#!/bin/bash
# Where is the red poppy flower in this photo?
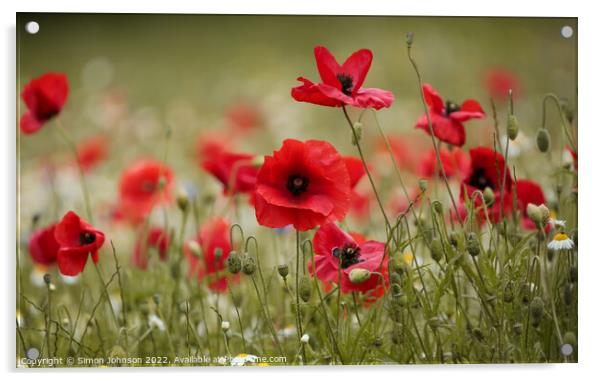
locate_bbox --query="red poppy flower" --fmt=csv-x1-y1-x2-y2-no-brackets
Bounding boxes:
415,84,485,146
291,46,394,110
195,131,231,160
460,147,514,223
483,67,521,101
20,73,69,134
254,139,351,231
225,102,262,133
54,211,105,276
185,218,235,292
132,227,170,270
309,222,388,294
202,149,258,195
417,147,471,179
515,179,549,231
115,159,174,223
28,223,60,266
76,135,109,172
343,156,371,218
566,145,578,171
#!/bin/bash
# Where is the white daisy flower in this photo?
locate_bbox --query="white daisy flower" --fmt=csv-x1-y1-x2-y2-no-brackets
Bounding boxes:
548,232,574,251
148,313,166,332
230,353,258,366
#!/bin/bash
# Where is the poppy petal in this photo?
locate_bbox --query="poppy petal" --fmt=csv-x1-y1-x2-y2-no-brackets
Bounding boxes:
19,111,45,134
57,250,89,276
450,99,486,121
291,77,343,107
422,84,445,112
314,46,341,88
341,49,373,92
352,88,395,110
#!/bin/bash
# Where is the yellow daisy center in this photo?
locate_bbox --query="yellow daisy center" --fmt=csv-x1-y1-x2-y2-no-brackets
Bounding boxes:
553,233,569,241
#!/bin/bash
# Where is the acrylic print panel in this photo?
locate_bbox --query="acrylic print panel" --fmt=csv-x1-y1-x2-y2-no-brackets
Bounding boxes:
16,13,577,367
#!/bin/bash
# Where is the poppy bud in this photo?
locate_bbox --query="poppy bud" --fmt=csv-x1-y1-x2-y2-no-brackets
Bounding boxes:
351,122,362,145
449,231,462,248
429,238,444,262
530,296,545,326
563,331,577,348
483,187,495,207
43,273,51,285
390,255,406,273
418,179,428,193
176,190,189,212
526,203,543,227
406,32,414,46
506,115,519,140
389,271,402,286
349,268,371,284
242,255,256,275
226,251,242,274
277,264,289,279
187,241,202,258
539,204,550,225
536,128,551,153
431,200,443,215
299,275,312,302
466,233,480,257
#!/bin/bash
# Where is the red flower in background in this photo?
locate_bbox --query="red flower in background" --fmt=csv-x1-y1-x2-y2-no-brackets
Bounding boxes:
225,102,262,133
344,156,371,218
309,222,388,294
254,139,351,231
28,223,60,266
417,147,470,179
515,179,549,231
202,149,258,195
196,132,232,160
415,84,485,146
566,145,578,171
185,218,234,292
115,159,174,224
132,227,170,270
54,211,105,276
292,46,394,110
460,147,514,223
20,73,69,134
77,135,109,172
483,67,521,101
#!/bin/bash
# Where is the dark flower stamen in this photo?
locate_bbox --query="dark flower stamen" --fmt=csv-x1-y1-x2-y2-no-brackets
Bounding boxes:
286,174,309,196
332,243,362,269
468,168,496,190
79,232,96,245
445,100,460,115
337,73,354,96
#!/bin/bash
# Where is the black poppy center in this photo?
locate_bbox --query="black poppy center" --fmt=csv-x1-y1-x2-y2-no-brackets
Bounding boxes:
468,168,495,190
142,181,157,193
445,100,460,115
286,174,309,196
337,73,354,96
332,243,362,269
79,232,96,245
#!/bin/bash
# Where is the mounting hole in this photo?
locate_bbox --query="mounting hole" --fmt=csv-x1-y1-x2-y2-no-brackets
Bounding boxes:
560,343,573,356
561,25,573,38
25,21,39,34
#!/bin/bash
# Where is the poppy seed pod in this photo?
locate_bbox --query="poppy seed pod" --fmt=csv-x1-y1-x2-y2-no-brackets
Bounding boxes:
406,32,414,46
277,264,289,279
483,187,495,207
506,114,519,140
536,128,551,153
226,251,242,274
466,233,480,257
299,275,312,302
349,268,371,284
242,255,256,275
176,190,189,212
430,238,444,262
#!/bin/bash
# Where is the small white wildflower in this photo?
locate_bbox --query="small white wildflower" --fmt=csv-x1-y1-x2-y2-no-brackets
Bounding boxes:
148,313,166,332
230,353,258,366
548,232,574,251
301,333,310,343
221,321,230,331
549,219,567,228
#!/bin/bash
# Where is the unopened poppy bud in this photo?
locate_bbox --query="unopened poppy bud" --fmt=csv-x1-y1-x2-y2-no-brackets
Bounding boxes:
483,187,495,207
536,128,551,153
526,203,543,226
221,321,230,331
431,200,443,215
299,275,312,302
242,255,256,275
188,241,202,258
176,190,189,212
349,268,371,284
539,204,550,225
449,231,462,248
466,233,480,257
418,179,428,192
429,238,444,262
389,271,402,286
563,331,577,348
251,155,264,168
351,122,362,145
530,296,545,326
406,32,414,46
226,251,242,274
43,273,51,285
277,264,289,279
506,114,519,140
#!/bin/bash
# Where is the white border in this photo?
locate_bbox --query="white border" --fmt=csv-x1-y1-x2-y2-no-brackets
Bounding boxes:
2,1,600,380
